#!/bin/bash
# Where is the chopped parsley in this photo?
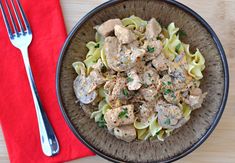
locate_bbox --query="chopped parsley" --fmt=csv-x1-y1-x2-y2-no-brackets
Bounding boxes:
175,43,181,53
122,88,129,97
164,118,171,125
167,81,172,85
97,115,106,128
162,81,172,86
156,36,161,40
118,107,129,119
164,89,172,95
148,73,152,78
147,45,155,53
94,44,100,48
177,29,187,38
127,77,134,83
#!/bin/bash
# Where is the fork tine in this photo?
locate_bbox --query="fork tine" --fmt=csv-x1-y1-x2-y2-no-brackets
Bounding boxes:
5,0,18,35
0,1,13,38
16,0,31,33
10,0,24,33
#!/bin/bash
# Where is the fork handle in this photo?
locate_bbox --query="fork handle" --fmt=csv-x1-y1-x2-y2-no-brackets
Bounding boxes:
21,47,59,156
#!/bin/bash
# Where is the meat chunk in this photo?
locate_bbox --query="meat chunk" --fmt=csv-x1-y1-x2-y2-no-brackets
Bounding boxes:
188,88,207,110
87,70,106,91
142,68,159,86
127,69,142,90
104,77,131,108
152,53,169,72
138,102,154,123
104,105,135,127
114,25,137,44
140,85,159,102
114,125,136,142
160,75,180,104
143,40,163,61
155,100,185,129
145,18,162,40
97,19,122,37
104,37,145,72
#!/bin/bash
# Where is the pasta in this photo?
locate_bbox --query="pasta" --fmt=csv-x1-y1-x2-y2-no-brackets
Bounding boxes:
72,16,207,142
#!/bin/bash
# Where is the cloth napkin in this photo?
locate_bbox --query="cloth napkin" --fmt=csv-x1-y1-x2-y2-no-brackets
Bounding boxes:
0,0,94,162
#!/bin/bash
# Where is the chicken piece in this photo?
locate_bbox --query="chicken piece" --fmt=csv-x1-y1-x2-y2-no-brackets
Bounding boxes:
188,88,207,110
104,80,116,95
104,37,133,72
105,77,131,108
114,25,137,44
87,70,106,91
168,65,187,90
143,40,163,61
104,37,145,72
145,18,162,40
73,75,97,104
155,100,185,129
142,68,159,86
152,53,169,72
127,69,142,90
138,102,155,123
160,75,180,104
114,125,136,142
97,19,122,37
140,85,159,102
104,105,135,127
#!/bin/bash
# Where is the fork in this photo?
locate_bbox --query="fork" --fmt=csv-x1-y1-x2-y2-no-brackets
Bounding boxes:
0,0,59,156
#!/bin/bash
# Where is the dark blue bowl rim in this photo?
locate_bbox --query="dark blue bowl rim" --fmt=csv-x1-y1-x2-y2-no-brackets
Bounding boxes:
56,0,229,162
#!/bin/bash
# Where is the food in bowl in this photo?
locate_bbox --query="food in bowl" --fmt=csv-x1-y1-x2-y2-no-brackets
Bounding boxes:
72,16,207,142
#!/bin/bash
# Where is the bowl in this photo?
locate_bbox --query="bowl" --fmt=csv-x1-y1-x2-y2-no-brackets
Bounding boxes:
56,0,229,162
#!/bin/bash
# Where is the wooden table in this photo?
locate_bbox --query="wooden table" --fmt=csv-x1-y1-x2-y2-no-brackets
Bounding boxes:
1,0,235,162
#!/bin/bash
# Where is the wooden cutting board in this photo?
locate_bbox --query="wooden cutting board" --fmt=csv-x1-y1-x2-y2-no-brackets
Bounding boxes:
1,0,234,162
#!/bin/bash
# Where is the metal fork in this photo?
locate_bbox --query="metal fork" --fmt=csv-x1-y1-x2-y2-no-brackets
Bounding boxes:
0,0,59,156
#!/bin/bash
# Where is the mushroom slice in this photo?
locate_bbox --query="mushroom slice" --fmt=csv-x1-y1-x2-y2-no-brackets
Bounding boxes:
73,75,97,104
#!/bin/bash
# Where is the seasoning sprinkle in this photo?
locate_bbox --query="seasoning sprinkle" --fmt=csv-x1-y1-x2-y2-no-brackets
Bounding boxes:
147,45,155,53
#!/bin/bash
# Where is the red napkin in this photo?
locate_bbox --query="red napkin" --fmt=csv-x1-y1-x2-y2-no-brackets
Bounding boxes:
0,0,94,162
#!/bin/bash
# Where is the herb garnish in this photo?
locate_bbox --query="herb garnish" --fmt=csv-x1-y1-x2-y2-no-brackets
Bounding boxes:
177,29,187,38
94,44,100,48
148,73,152,78
127,77,134,83
175,43,181,53
164,89,172,95
118,107,129,119
167,81,172,85
147,45,155,53
97,115,106,128
164,118,171,125
123,88,129,97
156,36,161,40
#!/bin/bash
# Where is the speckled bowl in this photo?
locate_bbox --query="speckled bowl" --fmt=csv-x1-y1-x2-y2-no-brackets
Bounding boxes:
56,0,229,162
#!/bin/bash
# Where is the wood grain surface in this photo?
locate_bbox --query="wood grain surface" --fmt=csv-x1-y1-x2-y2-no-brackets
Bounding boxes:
0,0,234,162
